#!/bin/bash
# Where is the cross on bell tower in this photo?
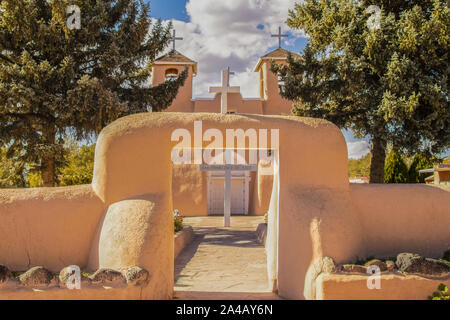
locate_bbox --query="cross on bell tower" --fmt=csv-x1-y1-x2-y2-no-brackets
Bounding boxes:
170,29,183,52
271,26,288,49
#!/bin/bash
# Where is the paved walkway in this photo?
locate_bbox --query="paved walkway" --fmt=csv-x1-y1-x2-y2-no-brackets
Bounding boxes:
174,217,278,299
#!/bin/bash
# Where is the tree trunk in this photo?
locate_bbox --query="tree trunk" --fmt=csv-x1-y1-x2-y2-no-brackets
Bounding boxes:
369,137,386,184
41,126,56,187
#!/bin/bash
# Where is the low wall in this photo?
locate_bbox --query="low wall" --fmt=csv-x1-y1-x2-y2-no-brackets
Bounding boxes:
316,273,449,300
0,185,105,272
175,226,194,258
350,184,450,259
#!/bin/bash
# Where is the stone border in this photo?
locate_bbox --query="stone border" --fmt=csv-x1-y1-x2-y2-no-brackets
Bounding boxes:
256,223,267,246
305,256,450,300
0,265,149,291
175,226,194,258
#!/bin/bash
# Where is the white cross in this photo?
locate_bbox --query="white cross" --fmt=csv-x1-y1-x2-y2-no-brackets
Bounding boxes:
209,67,240,114
271,26,288,49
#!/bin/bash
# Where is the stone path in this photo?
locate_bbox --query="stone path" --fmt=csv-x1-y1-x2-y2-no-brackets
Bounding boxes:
174,217,279,299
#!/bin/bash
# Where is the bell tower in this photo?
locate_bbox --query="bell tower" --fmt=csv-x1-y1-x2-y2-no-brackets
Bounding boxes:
152,30,197,112
254,28,302,115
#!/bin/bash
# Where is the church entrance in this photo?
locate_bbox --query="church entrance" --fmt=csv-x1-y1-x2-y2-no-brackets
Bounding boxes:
207,171,250,216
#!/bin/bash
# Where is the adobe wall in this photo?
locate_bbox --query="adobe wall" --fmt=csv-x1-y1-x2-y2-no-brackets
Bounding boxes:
350,184,450,259
316,273,449,300
172,164,207,216
0,185,105,272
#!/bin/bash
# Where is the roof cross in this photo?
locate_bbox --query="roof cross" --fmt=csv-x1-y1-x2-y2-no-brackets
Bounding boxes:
271,26,288,49
170,29,183,52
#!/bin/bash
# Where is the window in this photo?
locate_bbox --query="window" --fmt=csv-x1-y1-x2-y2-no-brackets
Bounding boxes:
165,68,179,81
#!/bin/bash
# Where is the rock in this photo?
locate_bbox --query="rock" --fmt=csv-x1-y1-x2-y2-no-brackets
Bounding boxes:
90,268,126,285
396,253,450,275
0,265,11,284
321,257,336,274
386,260,396,272
19,266,53,287
123,266,149,286
365,259,387,272
341,264,367,274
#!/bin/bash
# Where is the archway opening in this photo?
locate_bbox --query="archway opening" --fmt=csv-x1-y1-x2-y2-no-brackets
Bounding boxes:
171,147,280,298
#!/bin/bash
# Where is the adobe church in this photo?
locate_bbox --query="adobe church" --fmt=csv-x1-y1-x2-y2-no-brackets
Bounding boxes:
151,31,300,218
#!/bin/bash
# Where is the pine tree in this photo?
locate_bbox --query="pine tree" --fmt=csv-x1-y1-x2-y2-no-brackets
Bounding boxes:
274,0,449,183
0,0,187,186
408,151,438,183
0,147,27,188
384,149,408,183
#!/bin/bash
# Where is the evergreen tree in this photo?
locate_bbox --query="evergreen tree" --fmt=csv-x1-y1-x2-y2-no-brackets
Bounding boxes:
0,0,187,186
408,151,438,183
274,0,449,183
0,147,27,188
384,149,408,183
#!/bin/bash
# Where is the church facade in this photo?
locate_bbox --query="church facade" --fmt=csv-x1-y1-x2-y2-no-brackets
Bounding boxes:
152,47,300,217
152,48,300,115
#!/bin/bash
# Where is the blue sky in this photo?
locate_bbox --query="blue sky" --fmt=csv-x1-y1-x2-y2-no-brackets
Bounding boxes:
149,0,308,56
149,0,190,21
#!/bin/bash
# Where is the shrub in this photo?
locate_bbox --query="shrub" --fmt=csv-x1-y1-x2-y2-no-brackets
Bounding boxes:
174,209,183,233
384,149,408,184
408,152,438,183
59,144,95,186
428,283,449,300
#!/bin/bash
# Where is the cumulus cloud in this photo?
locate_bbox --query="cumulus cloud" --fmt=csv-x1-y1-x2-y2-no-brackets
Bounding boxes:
347,141,371,160
158,0,305,97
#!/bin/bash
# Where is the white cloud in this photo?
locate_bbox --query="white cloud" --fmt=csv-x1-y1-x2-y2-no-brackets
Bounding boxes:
158,0,305,98
347,141,371,160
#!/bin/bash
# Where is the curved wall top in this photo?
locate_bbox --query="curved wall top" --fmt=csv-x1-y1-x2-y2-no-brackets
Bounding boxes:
92,113,350,205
